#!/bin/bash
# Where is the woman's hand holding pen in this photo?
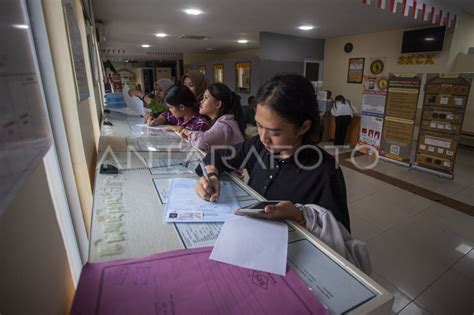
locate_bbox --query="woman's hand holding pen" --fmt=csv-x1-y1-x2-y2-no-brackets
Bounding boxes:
195,166,220,202
147,117,158,126
179,128,190,140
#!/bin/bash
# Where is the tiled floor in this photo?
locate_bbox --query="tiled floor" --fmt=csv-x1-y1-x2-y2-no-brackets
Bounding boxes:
335,146,474,314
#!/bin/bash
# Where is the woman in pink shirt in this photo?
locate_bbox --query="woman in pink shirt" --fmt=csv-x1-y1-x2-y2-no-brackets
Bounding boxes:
181,83,245,151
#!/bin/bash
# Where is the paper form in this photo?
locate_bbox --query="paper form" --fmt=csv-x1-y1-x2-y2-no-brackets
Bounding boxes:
173,199,260,248
287,239,375,314
175,222,223,248
153,178,171,204
210,216,288,276
134,123,166,130
138,139,194,152
154,178,256,206
131,129,180,139
147,158,198,175
127,116,146,127
164,178,240,222
71,247,329,315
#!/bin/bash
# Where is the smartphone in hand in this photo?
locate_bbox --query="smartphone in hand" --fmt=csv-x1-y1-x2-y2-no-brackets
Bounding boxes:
235,201,281,215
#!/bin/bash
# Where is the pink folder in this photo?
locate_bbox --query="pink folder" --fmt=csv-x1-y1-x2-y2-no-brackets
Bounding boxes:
71,247,329,314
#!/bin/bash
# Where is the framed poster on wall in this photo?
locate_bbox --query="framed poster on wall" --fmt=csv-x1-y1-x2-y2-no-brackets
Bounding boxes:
64,2,90,102
347,58,365,83
213,64,224,83
235,62,251,94
198,65,206,75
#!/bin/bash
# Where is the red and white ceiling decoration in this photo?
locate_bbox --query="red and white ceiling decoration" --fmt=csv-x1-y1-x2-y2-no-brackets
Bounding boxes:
361,0,460,28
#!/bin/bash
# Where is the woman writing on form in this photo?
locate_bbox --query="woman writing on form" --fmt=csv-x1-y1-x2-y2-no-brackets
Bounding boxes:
194,74,351,233
149,84,209,131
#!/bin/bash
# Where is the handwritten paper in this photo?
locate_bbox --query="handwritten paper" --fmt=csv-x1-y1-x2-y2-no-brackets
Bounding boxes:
164,178,240,222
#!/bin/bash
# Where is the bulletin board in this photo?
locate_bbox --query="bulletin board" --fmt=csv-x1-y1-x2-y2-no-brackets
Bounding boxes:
414,73,472,177
379,73,422,164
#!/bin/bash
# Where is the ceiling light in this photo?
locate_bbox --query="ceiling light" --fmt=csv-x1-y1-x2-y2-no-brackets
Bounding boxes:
155,33,168,38
184,9,202,15
13,24,29,29
141,44,150,48
299,25,314,31
424,37,435,41
237,39,248,44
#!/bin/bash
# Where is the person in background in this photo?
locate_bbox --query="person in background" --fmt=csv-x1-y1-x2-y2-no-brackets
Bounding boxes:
195,74,351,233
242,96,256,126
242,95,258,138
318,90,333,141
180,83,245,151
331,95,354,146
149,84,209,131
182,70,208,103
129,78,174,120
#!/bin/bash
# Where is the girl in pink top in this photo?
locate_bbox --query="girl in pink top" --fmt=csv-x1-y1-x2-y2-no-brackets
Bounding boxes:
181,83,245,151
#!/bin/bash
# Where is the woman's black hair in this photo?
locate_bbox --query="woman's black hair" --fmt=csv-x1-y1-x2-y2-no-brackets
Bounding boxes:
164,84,198,113
207,83,245,135
333,95,346,110
335,95,345,103
255,73,320,144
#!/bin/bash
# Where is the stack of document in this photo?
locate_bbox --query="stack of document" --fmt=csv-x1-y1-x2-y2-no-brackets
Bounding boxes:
71,247,329,314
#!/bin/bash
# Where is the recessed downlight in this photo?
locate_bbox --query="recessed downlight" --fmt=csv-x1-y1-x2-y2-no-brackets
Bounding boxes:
184,9,202,15
298,25,314,31
13,24,29,29
155,33,168,38
141,44,150,48
237,39,248,44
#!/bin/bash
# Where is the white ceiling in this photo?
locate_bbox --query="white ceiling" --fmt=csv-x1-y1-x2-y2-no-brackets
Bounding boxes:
92,0,472,56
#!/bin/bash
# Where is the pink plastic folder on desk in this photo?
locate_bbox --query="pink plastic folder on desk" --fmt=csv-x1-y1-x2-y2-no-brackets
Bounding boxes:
71,247,329,315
